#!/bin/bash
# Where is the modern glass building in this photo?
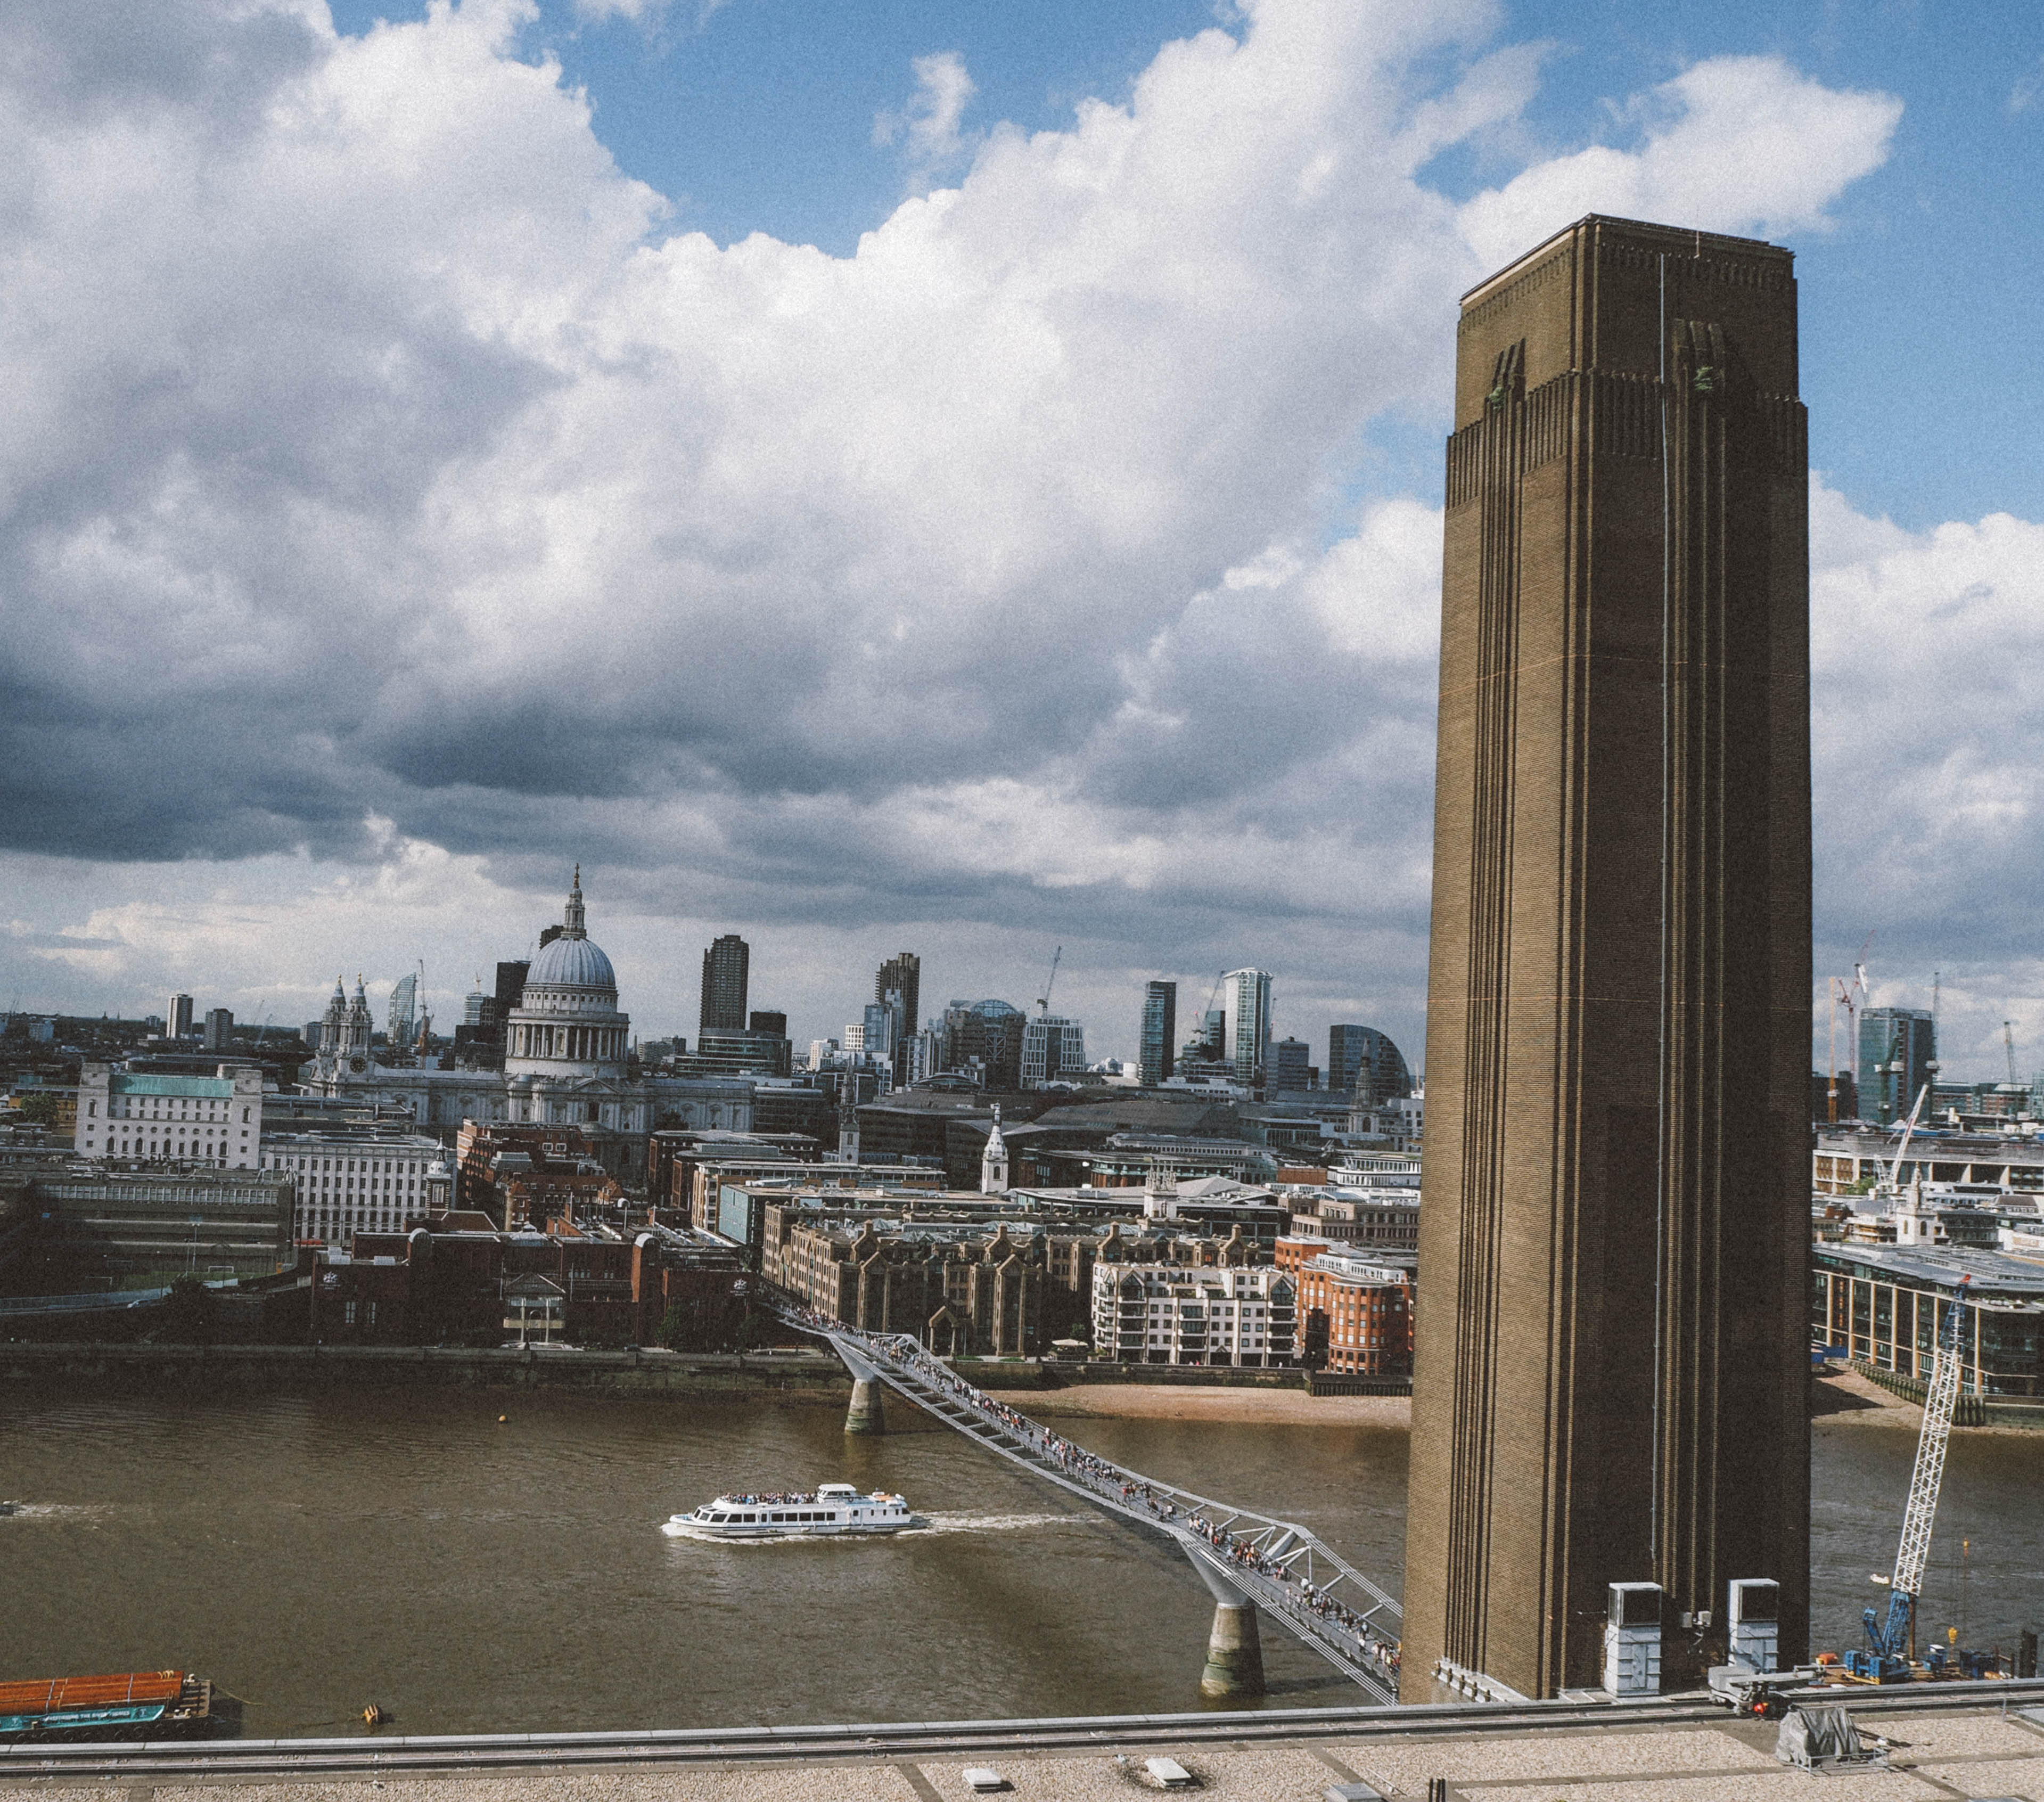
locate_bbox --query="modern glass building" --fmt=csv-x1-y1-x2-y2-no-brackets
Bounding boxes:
1857,1006,1936,1124
1270,1036,1314,1091
1224,969,1272,1083
1138,980,1176,1087
1329,1025,1413,1104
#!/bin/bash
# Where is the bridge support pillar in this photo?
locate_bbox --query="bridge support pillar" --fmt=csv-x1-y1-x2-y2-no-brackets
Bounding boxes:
1199,1601,1265,1699
845,1375,887,1436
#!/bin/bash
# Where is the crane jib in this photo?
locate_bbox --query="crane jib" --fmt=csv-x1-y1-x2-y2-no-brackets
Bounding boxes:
1862,1275,1971,1667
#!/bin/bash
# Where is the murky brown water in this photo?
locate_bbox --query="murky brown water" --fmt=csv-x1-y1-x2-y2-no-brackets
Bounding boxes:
0,1382,2037,1733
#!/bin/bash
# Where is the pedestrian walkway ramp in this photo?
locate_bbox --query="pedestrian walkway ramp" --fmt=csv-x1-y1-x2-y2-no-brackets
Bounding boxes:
781,1309,1403,1705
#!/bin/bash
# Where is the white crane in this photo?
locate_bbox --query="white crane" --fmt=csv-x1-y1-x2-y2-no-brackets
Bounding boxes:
1036,946,1061,1017
1864,1265,1973,1669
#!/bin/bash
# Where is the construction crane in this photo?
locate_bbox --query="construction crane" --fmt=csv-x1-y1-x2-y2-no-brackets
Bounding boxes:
1877,1082,1931,1200
1827,969,1867,1124
1036,946,1062,1017
412,959,433,1056
1823,939,1875,1123
1860,1265,1974,1677
1201,969,1227,1021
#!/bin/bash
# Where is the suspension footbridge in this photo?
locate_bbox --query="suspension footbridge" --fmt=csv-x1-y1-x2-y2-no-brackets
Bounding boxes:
776,1307,1403,1705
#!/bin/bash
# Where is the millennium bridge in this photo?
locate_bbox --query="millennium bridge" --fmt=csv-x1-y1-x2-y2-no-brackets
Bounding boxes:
775,1306,1403,1705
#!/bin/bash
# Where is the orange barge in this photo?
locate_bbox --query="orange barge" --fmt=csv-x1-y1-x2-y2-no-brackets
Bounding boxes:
0,1670,212,1739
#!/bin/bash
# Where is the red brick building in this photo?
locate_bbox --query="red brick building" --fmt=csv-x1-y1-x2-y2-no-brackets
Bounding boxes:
454,1121,614,1226
305,1215,745,1348
1296,1250,1413,1378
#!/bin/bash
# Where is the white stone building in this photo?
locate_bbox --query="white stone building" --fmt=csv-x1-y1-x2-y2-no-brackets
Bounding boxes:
304,873,750,1175
74,1064,265,1167
1089,1261,1297,1367
261,1126,448,1246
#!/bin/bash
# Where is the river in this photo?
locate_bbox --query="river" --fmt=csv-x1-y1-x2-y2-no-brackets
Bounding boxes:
2,1383,2038,1733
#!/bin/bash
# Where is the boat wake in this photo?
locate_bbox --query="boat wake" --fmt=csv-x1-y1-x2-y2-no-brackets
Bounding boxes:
905,1511,1093,1535
0,1503,120,1522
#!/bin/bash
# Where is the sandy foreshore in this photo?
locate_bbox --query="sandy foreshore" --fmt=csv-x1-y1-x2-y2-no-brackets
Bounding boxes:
983,1381,1411,1427
983,1369,2007,1432
1812,1365,1923,1426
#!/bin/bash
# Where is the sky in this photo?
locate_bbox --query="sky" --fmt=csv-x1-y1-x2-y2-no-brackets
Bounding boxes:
3,0,2043,1079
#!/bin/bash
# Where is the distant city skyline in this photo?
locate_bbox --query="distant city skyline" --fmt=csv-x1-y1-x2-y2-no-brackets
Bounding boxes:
16,890,1416,1079
3,3,2040,1086
19,875,2044,1090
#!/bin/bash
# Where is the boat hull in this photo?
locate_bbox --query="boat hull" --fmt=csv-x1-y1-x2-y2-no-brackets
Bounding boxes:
662,1516,925,1538
0,1673,212,1741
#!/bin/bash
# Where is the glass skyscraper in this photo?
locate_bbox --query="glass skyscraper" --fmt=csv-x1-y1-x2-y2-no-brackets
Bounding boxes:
1857,1006,1936,1124
1138,980,1176,1086
1224,968,1272,1082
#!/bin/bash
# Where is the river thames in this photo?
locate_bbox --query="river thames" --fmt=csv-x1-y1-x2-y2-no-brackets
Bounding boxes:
3,1382,2039,1733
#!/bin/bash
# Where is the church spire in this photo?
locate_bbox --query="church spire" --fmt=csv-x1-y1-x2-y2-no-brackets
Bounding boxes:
980,1104,1008,1195
562,865,587,939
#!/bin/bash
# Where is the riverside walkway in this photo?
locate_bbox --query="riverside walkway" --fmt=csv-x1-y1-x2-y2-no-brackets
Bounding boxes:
777,1305,1402,1705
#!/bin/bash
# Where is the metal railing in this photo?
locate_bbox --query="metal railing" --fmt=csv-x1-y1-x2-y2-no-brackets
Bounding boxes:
776,1304,1402,1703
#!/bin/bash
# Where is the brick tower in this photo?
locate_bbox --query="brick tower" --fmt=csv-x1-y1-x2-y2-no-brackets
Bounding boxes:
1403,216,1812,1700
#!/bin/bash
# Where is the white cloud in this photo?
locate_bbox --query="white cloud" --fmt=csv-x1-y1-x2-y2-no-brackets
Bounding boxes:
2012,55,2044,114
0,0,1910,1062
1459,54,1901,267
571,0,729,27
1810,479,2044,1078
873,50,979,184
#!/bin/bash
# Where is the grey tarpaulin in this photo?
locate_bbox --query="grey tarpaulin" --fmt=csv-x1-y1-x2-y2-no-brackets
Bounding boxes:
1777,1704,1882,1770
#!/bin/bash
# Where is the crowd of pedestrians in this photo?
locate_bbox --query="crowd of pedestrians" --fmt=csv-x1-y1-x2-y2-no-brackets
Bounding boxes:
777,1300,1401,1679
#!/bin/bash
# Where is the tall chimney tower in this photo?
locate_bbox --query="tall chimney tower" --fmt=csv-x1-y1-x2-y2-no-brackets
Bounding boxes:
1403,216,1812,1700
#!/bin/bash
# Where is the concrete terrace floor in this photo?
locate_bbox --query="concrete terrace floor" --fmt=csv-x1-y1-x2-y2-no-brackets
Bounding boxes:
13,1705,2044,1802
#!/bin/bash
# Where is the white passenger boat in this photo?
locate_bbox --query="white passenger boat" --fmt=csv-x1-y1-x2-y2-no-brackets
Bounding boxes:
662,1481,923,1538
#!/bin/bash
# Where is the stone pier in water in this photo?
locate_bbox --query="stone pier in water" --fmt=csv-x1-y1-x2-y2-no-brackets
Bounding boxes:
1199,1600,1265,1699
845,1375,886,1436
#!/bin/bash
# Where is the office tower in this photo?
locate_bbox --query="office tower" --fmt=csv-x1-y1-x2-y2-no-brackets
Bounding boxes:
1020,1015,1086,1088
491,960,530,1046
687,1028,793,1078
201,1008,233,1051
947,999,1025,1090
1405,217,1811,1700
1139,980,1178,1087
463,986,487,1027
1857,1006,1936,1125
1328,1025,1413,1105
388,972,417,1045
749,1011,787,1037
1224,970,1272,1082
1180,1009,1226,1067
167,993,194,1038
862,1001,897,1060
1269,1037,1312,1091
875,952,921,1084
1327,1024,1367,1097
700,933,750,1033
